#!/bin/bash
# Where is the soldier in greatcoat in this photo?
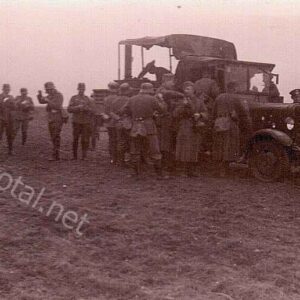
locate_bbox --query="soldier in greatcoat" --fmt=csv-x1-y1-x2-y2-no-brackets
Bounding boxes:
212,81,252,176
155,73,184,173
174,81,208,177
0,84,15,155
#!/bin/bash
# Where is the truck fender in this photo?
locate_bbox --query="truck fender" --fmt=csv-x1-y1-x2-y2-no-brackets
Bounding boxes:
247,129,293,149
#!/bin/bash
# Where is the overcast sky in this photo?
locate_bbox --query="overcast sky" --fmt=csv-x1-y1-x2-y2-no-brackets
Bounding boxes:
0,0,299,104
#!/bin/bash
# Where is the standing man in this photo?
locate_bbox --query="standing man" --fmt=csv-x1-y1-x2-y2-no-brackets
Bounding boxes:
173,81,208,177
212,81,251,176
125,82,165,178
0,84,15,155
115,83,132,166
14,88,34,145
88,92,99,151
68,83,95,160
103,81,120,164
155,74,184,173
37,82,64,161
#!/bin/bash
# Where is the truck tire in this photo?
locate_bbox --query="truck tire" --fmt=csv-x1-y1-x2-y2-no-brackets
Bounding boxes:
249,140,290,182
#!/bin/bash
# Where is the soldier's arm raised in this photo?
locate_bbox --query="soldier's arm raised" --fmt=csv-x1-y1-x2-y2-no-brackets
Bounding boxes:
37,91,48,104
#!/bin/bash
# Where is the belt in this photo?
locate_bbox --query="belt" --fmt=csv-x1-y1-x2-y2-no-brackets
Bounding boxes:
50,109,59,113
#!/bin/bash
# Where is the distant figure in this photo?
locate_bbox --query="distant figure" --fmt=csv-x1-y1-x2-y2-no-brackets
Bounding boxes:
37,82,64,161
138,60,171,84
14,88,34,145
262,74,280,103
68,83,95,160
0,84,15,155
290,89,300,104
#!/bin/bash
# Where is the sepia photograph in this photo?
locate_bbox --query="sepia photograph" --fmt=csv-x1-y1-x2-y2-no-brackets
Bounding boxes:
0,0,299,299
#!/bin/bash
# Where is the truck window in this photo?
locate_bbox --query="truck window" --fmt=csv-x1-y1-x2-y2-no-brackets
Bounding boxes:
249,67,266,93
225,65,248,92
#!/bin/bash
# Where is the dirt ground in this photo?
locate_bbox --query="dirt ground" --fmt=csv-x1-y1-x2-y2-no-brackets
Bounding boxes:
0,108,299,300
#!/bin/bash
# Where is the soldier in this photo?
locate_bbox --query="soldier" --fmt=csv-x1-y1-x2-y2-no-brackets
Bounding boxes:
0,84,15,155
194,67,220,112
88,92,99,151
138,60,171,84
212,81,251,176
174,81,208,177
194,67,220,153
290,89,300,104
155,74,184,173
37,82,64,161
124,82,165,178
103,81,120,164
68,83,95,160
115,83,132,166
14,88,34,145
262,74,280,103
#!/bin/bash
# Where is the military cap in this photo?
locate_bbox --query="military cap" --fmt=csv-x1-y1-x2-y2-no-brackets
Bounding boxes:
108,81,119,91
289,89,300,97
182,81,194,89
20,88,27,92
120,83,130,91
2,84,10,89
140,82,154,94
44,82,55,89
77,83,86,89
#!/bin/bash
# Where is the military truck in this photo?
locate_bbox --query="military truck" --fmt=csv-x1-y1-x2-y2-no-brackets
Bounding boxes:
93,34,300,182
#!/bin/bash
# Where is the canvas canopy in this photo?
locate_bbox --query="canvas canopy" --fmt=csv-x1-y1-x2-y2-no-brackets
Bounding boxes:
119,34,238,60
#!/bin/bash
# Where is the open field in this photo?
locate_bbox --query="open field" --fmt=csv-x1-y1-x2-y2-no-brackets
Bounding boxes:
0,108,299,300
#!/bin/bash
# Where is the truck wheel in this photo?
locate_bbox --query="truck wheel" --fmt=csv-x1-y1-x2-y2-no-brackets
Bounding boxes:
249,140,290,182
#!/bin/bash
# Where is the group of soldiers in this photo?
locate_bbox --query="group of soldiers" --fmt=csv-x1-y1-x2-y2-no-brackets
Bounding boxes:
0,82,96,161
0,84,34,154
102,71,253,178
2,74,299,179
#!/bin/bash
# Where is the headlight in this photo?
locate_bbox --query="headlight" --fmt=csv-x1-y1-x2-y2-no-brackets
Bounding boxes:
285,117,295,130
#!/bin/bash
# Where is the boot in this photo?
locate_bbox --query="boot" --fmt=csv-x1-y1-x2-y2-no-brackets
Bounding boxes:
186,162,198,177
154,160,163,179
49,149,60,161
55,150,60,161
22,134,27,145
81,150,87,160
130,161,141,178
72,150,78,160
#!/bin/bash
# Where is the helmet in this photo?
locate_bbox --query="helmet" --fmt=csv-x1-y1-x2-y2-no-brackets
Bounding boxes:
108,81,119,91
44,82,55,89
140,82,154,94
